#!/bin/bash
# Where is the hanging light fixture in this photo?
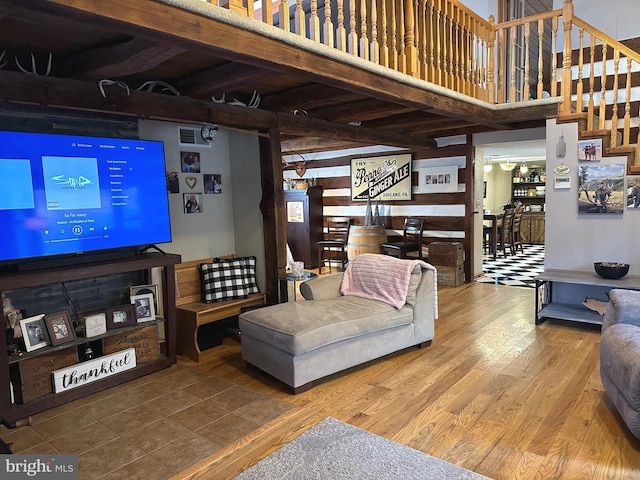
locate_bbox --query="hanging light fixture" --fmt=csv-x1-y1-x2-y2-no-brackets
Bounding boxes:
483,157,493,172
519,162,529,174
499,160,516,171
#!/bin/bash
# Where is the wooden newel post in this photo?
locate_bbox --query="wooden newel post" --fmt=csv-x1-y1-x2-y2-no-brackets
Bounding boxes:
404,0,418,77
487,15,496,104
560,0,574,114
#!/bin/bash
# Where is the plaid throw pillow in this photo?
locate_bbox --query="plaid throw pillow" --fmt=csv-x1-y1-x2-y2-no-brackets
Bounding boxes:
200,260,248,302
214,256,259,294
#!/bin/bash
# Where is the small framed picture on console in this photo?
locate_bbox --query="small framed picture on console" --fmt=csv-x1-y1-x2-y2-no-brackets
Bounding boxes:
45,311,76,346
106,304,137,330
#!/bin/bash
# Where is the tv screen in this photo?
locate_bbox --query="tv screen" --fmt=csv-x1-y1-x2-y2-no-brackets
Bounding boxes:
0,130,172,267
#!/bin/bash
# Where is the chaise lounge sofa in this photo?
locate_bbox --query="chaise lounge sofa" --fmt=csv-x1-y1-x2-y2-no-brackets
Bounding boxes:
600,288,640,439
239,254,438,393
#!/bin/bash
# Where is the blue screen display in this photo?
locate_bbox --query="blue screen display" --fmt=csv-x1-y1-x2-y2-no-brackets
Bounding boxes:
0,130,172,263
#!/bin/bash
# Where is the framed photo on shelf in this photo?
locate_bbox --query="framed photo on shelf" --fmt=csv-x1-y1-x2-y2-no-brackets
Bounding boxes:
45,311,76,346
131,293,156,323
130,284,159,312
19,314,48,352
106,304,137,330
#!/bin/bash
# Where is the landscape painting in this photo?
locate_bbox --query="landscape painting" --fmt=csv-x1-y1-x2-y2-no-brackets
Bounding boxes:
626,175,640,209
577,163,625,214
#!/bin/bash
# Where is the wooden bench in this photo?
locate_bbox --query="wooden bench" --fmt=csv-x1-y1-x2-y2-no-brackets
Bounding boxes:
175,257,266,362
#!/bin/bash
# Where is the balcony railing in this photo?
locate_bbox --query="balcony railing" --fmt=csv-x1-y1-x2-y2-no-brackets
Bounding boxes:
209,0,640,157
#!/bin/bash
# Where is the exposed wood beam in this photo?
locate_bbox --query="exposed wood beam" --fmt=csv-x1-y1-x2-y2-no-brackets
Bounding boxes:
281,137,375,154
0,70,277,131
277,112,437,150
260,84,363,112
40,0,495,123
177,62,275,98
307,99,417,123
56,37,186,81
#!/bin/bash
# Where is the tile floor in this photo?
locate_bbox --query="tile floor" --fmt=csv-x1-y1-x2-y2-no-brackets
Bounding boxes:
0,362,293,480
476,244,545,288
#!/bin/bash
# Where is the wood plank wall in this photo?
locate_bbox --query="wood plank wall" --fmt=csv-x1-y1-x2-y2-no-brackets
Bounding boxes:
285,137,474,281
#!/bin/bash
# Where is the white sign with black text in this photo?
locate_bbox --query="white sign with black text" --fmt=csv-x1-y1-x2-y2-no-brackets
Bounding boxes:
52,348,137,393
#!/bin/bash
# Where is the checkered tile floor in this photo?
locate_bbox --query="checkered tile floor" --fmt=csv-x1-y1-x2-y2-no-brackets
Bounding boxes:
476,244,545,288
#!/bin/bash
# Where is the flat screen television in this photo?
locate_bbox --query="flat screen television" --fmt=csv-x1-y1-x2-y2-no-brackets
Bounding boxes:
0,130,172,270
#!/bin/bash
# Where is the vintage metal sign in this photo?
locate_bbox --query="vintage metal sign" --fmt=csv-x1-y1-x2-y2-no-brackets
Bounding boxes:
52,348,137,393
350,154,412,201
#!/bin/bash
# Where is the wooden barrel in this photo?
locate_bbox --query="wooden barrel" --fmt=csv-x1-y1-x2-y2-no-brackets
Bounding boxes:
347,226,388,261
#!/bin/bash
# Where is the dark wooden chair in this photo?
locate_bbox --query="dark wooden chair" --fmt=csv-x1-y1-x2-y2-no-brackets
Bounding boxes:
317,217,351,272
381,217,425,259
510,207,525,254
499,208,515,257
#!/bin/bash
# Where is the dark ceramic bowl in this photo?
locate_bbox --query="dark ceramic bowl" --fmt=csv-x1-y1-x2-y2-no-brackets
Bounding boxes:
594,262,629,279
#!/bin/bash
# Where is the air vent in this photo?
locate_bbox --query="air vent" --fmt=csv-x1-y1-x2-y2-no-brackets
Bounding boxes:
177,126,212,148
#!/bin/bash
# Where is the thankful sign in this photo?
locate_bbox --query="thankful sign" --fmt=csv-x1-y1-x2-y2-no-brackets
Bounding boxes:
52,348,137,393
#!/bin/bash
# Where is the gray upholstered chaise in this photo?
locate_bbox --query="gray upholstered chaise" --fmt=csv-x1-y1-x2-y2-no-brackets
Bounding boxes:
600,289,640,439
239,256,437,393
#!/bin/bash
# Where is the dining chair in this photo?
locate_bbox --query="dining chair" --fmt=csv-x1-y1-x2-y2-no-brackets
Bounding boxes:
510,207,525,254
380,217,425,259
317,217,351,272
498,208,515,257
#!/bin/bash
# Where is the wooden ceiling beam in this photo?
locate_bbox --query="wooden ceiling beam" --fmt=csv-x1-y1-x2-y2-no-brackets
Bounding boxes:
281,137,375,154
277,112,437,150
260,84,363,112
177,62,275,98
56,37,187,81
307,99,418,123
0,70,277,131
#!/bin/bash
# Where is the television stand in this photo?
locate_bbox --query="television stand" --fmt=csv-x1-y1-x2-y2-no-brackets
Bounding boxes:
137,244,168,255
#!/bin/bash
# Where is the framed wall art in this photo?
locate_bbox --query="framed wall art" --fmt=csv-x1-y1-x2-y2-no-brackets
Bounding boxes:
45,311,76,346
577,163,625,214
416,165,458,193
577,139,602,161
350,154,412,201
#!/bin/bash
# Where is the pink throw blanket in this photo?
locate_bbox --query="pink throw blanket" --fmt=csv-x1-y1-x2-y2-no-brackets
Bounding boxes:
340,254,438,315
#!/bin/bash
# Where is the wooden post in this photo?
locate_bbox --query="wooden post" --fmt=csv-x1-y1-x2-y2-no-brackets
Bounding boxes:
559,0,574,114
487,16,496,103
398,0,406,72
599,44,607,130
576,28,584,113
261,0,273,25
279,0,290,33
348,0,358,55
523,22,530,101
295,0,306,38
309,0,320,42
587,34,595,130
359,0,370,61
324,0,334,47
390,0,398,70
336,0,347,51
537,19,544,100
380,0,389,67
370,0,379,63
624,57,632,146
610,49,620,149
405,0,418,76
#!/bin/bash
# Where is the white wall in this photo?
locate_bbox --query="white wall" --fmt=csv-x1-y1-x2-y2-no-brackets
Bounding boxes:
545,118,638,274
228,130,266,293
138,120,236,260
554,0,640,41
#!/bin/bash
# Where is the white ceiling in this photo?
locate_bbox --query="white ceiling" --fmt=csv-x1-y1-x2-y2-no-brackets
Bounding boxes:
478,139,547,164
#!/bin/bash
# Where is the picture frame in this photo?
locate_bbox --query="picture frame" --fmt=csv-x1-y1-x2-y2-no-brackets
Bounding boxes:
350,154,412,201
577,163,625,214
130,284,159,312
130,293,156,323
577,139,602,161
106,304,137,330
44,311,76,346
19,314,48,352
416,165,458,193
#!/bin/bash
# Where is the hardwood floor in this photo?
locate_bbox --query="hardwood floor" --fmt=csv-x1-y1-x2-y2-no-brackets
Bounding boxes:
176,283,640,480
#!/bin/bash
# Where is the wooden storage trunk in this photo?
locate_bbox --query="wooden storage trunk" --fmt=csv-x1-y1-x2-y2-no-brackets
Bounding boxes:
428,242,464,266
437,265,465,287
10,347,78,403
103,325,160,364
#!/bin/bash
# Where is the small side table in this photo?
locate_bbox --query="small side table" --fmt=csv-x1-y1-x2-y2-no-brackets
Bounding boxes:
285,271,318,301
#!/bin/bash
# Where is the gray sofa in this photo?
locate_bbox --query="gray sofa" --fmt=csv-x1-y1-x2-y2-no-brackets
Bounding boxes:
600,289,640,439
239,261,436,393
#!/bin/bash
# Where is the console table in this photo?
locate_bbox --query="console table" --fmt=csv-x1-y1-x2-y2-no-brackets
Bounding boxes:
535,269,640,326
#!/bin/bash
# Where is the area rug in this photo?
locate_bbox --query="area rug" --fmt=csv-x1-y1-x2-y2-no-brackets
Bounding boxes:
234,417,491,480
